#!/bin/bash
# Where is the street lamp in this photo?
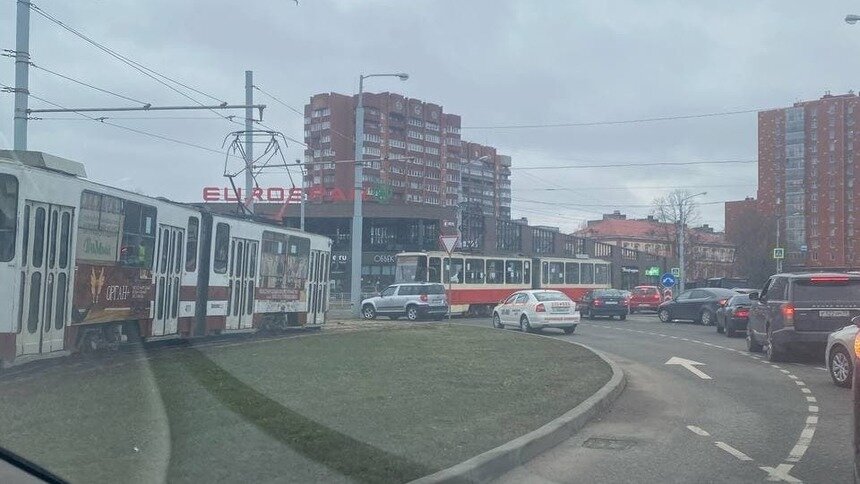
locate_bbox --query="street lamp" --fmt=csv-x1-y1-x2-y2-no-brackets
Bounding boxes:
677,191,707,293
351,72,409,315
847,14,860,24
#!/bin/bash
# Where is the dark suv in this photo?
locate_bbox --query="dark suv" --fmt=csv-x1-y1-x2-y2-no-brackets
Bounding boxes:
748,273,860,362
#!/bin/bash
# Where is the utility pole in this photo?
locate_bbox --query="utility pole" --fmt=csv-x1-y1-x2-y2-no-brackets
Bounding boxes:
13,0,31,150
776,216,783,273
678,206,686,293
350,76,366,315
244,70,254,214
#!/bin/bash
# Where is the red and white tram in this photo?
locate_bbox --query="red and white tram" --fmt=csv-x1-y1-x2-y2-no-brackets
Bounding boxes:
395,251,611,315
0,151,331,367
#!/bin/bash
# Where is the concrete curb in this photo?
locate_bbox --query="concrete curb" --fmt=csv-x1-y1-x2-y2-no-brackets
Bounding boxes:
409,329,626,484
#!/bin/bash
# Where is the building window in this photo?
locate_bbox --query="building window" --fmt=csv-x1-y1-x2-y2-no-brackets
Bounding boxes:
496,220,522,252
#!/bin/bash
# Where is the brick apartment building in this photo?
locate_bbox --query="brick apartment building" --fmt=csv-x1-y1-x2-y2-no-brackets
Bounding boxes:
755,91,860,270
576,211,736,281
724,197,757,240
303,92,511,220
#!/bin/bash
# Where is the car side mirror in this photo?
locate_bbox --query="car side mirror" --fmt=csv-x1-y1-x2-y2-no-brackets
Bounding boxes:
853,315,860,328
748,292,759,301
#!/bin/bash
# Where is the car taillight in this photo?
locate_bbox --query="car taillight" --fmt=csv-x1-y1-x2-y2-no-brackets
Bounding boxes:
535,303,546,312
622,298,630,306
733,307,749,318
719,298,728,306
811,276,850,283
653,294,662,300
420,294,428,302
782,303,795,326
854,331,860,360
593,299,603,306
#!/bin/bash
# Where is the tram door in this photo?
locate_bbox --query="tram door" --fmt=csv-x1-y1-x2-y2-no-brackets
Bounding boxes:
226,238,257,330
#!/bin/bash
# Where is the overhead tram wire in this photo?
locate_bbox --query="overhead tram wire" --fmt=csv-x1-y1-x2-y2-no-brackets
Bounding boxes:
28,3,250,131
26,91,244,159
28,63,150,105
28,3,225,105
511,196,733,209
509,159,757,171
253,83,356,143
461,107,765,130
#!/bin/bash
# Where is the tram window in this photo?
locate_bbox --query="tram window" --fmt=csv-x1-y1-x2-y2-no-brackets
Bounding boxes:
77,191,122,263
549,262,565,284
120,201,157,269
581,263,595,284
505,260,523,284
595,264,610,284
213,223,230,274
465,258,485,284
486,259,503,283
175,232,183,274
32,207,46,268
565,262,580,284
428,257,442,283
186,217,199,272
0,174,17,262
524,261,531,286
443,258,464,283
58,212,70,269
248,243,257,278
542,261,549,285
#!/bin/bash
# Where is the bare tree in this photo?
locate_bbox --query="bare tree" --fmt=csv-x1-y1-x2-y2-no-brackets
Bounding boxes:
652,190,703,286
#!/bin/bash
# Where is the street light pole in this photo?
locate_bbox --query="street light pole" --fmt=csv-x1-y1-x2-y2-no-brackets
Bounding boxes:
350,73,409,316
677,191,706,293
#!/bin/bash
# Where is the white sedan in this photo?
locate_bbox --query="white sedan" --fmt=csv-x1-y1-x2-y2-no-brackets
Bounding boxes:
826,324,858,388
492,290,580,334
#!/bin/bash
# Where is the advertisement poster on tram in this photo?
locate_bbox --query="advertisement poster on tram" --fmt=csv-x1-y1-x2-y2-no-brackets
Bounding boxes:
71,263,153,325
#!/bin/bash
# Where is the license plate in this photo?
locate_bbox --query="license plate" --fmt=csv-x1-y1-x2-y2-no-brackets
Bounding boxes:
819,310,850,317
638,303,649,307
604,301,617,305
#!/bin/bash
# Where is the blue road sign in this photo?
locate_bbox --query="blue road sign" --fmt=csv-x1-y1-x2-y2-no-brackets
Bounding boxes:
661,273,677,288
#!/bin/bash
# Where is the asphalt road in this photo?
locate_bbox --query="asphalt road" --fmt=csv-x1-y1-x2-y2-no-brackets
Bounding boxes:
459,313,851,484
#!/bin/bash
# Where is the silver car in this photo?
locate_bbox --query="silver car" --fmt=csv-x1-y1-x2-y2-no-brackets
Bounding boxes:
826,324,857,388
361,283,448,321
492,290,580,334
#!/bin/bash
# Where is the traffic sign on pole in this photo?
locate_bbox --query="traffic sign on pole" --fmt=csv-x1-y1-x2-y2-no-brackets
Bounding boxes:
773,247,785,260
439,235,459,255
661,273,677,288
671,267,680,277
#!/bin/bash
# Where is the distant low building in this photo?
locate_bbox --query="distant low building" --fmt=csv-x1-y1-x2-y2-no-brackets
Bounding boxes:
576,212,736,281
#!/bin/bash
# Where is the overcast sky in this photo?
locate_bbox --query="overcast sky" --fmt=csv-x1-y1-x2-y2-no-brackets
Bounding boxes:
2,0,859,232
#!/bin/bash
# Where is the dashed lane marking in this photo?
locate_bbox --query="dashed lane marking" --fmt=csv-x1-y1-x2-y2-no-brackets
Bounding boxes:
687,425,710,436
715,441,753,461
801,387,812,394
806,396,817,403
809,405,819,413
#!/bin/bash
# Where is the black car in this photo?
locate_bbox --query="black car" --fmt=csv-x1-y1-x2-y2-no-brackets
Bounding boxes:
715,294,752,337
657,288,737,325
748,272,860,362
581,289,629,320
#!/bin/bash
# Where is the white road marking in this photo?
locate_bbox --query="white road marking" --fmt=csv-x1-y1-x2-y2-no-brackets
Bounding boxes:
794,380,805,386
760,464,802,483
815,367,827,371
809,405,819,413
801,387,811,394
787,375,798,380
670,336,679,339
779,369,791,374
786,418,817,463
686,425,710,436
806,396,817,403
771,364,782,369
665,357,712,380
715,441,753,461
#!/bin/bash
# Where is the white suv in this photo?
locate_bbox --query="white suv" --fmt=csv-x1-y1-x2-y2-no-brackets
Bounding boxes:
361,283,448,321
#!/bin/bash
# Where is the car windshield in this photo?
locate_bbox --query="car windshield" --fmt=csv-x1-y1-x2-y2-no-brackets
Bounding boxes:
0,2,855,483
793,279,860,304
533,291,571,302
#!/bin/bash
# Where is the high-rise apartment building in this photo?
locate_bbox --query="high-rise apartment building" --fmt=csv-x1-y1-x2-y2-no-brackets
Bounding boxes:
757,92,860,269
303,92,511,219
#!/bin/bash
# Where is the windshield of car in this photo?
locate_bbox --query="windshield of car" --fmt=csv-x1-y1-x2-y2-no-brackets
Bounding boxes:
793,279,860,304
533,291,571,302
633,287,657,296
728,295,751,305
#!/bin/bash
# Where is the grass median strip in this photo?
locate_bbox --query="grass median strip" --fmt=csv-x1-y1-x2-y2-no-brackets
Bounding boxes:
0,324,611,483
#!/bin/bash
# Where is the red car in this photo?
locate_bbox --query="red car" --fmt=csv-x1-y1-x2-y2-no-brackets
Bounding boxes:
629,285,663,313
